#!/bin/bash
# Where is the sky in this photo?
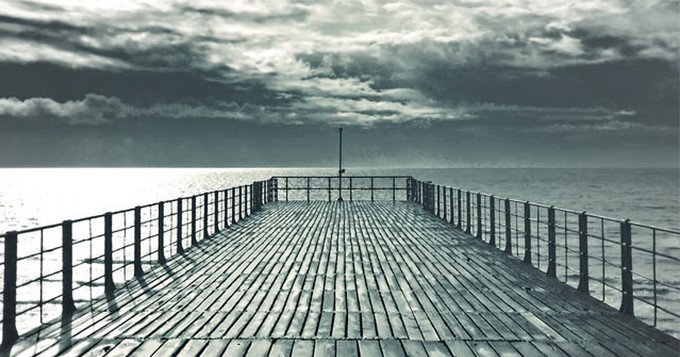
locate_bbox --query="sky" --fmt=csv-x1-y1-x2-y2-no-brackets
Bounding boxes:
0,0,678,168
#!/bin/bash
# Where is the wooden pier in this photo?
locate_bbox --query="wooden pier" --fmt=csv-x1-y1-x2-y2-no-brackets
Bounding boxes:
7,201,678,357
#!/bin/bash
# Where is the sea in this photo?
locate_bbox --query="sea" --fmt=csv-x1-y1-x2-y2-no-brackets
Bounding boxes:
1,167,677,232
0,167,678,336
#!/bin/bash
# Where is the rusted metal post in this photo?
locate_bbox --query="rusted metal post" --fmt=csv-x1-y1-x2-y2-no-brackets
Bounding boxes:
285,177,289,202
476,193,482,239
577,212,589,294
523,202,531,263
2,231,18,349
134,206,143,276
619,220,634,315
203,192,209,236
191,196,197,245
465,191,471,234
504,198,512,254
158,203,166,263
177,199,184,254
62,220,76,314
547,206,556,277
306,178,310,202
104,212,115,294
489,197,496,246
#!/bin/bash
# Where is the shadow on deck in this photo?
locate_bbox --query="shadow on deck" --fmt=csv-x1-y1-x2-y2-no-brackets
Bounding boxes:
8,202,679,357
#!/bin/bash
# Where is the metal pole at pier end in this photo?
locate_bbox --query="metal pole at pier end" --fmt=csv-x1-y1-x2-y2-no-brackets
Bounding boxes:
338,127,345,201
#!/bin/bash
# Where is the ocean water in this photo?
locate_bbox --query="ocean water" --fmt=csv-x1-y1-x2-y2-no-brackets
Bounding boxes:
1,167,678,232
0,167,678,336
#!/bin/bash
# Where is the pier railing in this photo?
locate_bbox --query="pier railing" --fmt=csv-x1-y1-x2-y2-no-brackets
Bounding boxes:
272,176,413,201
0,178,277,349
408,178,680,334
1,174,678,348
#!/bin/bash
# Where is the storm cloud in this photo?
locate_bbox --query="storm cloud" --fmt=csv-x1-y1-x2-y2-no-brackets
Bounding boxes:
0,0,677,167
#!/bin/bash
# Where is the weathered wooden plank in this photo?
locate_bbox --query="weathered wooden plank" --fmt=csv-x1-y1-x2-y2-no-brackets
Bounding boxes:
222,339,251,357
15,201,680,357
357,340,382,357
176,339,208,357
290,340,314,357
267,339,293,357
313,340,335,357
198,340,230,356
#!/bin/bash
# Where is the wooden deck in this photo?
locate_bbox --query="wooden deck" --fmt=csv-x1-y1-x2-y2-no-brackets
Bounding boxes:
10,202,679,357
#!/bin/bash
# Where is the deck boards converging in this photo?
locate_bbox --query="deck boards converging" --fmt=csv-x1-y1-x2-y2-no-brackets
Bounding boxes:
11,201,679,357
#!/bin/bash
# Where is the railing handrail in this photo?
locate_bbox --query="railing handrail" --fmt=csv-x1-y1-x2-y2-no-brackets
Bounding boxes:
406,177,680,338
271,175,413,179
0,178,279,349
427,183,680,234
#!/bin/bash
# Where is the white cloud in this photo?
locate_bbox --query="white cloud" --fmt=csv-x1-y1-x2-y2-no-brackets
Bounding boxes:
0,0,676,126
0,94,637,127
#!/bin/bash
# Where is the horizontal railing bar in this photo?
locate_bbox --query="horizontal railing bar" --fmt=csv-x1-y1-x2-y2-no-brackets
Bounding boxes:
272,175,413,179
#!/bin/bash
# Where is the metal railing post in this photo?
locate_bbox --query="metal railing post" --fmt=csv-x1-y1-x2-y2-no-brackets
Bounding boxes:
523,202,531,263
177,199,184,254
406,178,411,201
547,206,556,277
465,191,471,234
285,177,289,202
158,203,166,264
449,187,454,224
619,220,634,315
191,196,197,245
392,177,396,201
2,231,18,349
349,177,353,201
214,191,220,231
328,177,331,202
442,187,447,220
504,199,512,254
247,185,250,215
476,193,482,239
231,187,237,224
306,178,310,202
224,189,229,227
104,212,115,294
134,206,143,276
436,185,440,217
203,193,209,236
457,189,462,228
489,197,496,246
371,177,374,201
240,186,245,219
62,220,76,314
577,212,589,294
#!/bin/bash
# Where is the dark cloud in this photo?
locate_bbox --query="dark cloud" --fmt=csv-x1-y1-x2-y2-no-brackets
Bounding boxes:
0,0,677,167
